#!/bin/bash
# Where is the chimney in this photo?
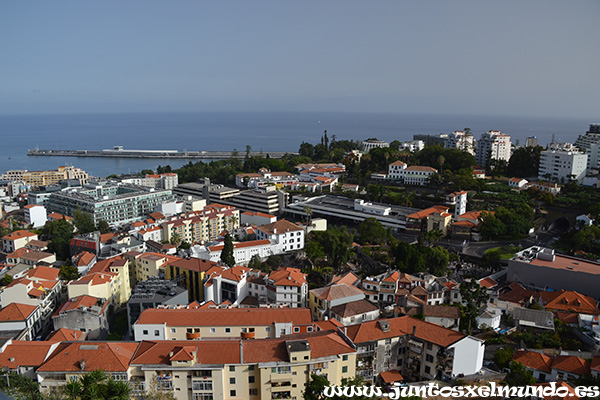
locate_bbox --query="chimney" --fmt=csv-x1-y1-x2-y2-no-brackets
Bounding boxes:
79,359,85,371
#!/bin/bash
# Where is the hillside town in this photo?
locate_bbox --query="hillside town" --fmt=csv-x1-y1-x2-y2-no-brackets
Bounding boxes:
1,125,600,399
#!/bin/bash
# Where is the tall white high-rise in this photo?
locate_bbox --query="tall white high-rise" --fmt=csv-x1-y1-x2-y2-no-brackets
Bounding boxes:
476,130,512,167
445,131,475,155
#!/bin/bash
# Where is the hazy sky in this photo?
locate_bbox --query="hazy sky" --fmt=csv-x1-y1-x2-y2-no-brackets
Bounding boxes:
2,1,599,117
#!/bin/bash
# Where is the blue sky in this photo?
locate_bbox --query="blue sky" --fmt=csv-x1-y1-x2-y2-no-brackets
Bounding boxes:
1,1,599,117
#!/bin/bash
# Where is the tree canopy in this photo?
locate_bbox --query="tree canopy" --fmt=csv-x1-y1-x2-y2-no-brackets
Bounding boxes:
42,218,74,261
220,233,236,267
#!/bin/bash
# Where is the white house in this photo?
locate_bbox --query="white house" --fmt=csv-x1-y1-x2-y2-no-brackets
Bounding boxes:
255,219,304,252
508,177,528,188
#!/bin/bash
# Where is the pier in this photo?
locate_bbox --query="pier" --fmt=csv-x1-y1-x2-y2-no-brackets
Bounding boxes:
27,147,297,160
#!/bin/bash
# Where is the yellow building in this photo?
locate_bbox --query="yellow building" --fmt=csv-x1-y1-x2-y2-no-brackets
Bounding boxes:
125,252,181,284
67,256,132,306
128,331,356,400
161,204,240,245
2,166,89,187
133,307,314,341
164,257,220,302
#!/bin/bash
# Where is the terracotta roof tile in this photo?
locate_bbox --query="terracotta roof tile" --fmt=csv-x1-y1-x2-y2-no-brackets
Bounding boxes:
310,283,364,301
0,303,37,321
513,350,553,373
0,341,56,368
38,342,139,372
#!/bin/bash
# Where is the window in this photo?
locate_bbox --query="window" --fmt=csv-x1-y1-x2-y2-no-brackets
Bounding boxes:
142,330,148,335
425,366,431,375
249,388,258,396
385,338,391,344
248,365,255,371
230,378,235,385
307,326,313,332
225,328,231,334
229,366,235,372
293,327,300,333
171,328,176,333
426,354,433,363
265,327,271,333
342,366,348,373
154,330,160,336
210,328,216,334
427,343,433,350
248,376,255,384
230,390,236,397
342,355,348,361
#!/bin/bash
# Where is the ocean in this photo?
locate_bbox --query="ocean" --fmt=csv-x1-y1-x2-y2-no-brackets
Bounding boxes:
0,111,594,178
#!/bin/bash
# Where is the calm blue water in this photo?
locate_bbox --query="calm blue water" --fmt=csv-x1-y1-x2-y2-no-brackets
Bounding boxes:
0,112,594,178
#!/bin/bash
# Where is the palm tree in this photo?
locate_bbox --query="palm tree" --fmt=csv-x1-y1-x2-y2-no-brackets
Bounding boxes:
64,378,81,400
437,155,446,174
303,205,313,228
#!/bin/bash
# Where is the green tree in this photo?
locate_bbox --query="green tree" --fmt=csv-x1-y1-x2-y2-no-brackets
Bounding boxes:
42,218,74,261
494,346,514,369
59,369,131,400
59,262,80,281
73,209,96,234
169,232,182,247
505,361,537,386
96,220,111,234
0,274,13,287
220,233,236,267
357,217,387,245
460,279,490,334
506,146,543,178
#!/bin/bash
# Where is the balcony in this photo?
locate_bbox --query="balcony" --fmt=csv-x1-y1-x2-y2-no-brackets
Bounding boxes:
186,332,201,339
271,381,291,388
241,331,255,339
272,392,291,400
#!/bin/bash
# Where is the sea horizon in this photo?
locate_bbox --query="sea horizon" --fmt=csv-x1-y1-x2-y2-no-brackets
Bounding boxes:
0,111,595,178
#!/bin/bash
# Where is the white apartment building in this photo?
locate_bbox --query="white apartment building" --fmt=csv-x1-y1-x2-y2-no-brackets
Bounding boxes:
399,140,425,152
538,144,588,183
255,219,304,252
361,139,389,152
24,204,47,228
445,131,475,155
476,130,512,167
387,161,407,180
402,166,438,186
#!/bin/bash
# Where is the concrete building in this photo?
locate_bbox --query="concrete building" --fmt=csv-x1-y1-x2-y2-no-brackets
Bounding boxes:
235,169,297,189
413,133,448,146
445,131,475,155
285,195,420,232
122,173,179,190
347,316,484,383
309,283,365,321
203,265,251,305
476,130,512,167
507,246,600,299
508,177,528,188
538,143,588,183
23,204,47,228
526,136,539,148
1,166,89,187
133,306,314,341
240,211,277,227
163,257,220,302
52,295,109,340
126,278,188,330
45,182,175,226
398,140,424,152
248,267,308,308
361,139,389,152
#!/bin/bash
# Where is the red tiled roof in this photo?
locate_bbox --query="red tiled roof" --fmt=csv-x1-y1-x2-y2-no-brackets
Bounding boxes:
379,370,404,384
405,165,437,172
513,350,553,373
0,341,56,368
269,267,307,287
2,230,37,241
310,283,364,301
169,257,217,273
38,342,139,372
73,251,95,267
478,277,498,289
256,219,303,235
406,205,449,220
389,161,406,167
47,328,85,342
0,303,37,321
540,290,598,315
552,355,590,375
26,265,59,281
54,295,106,316
208,239,271,252
132,340,239,366
136,307,312,327
345,316,465,347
